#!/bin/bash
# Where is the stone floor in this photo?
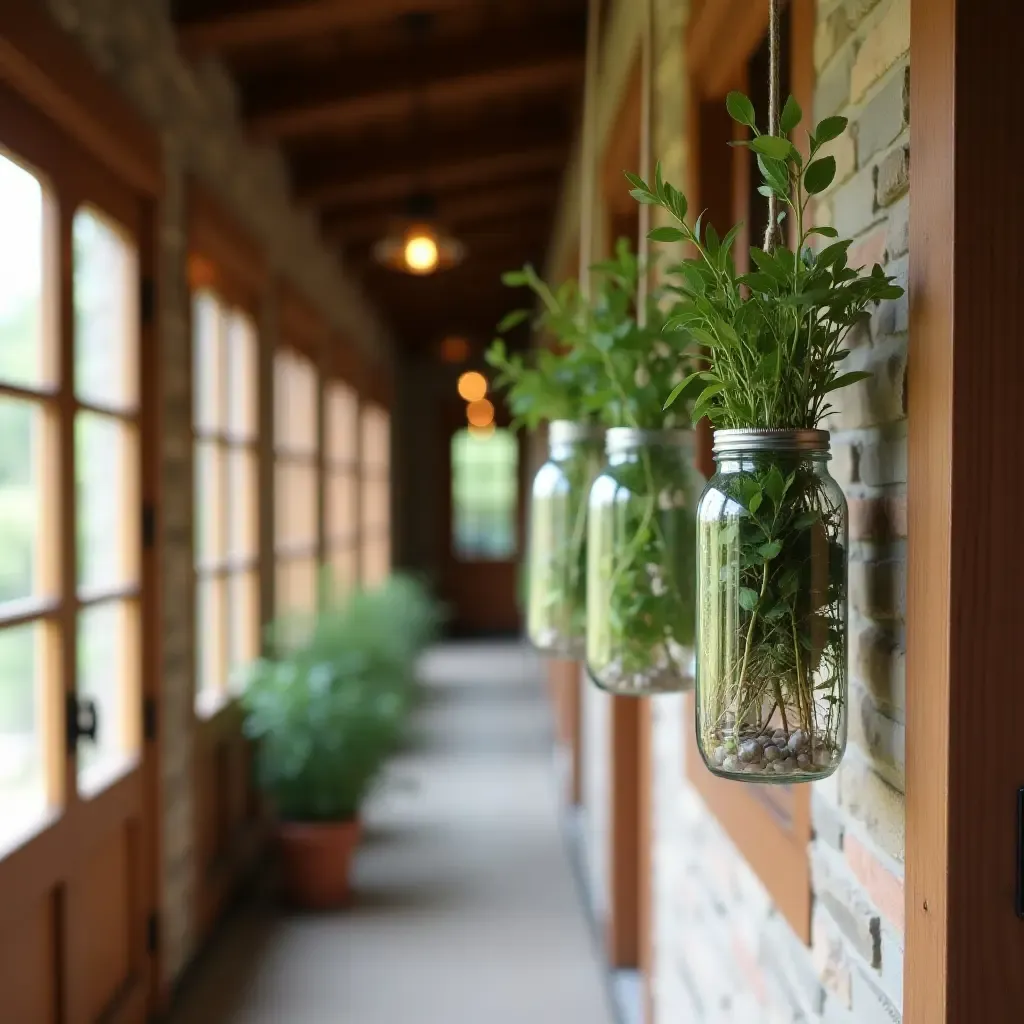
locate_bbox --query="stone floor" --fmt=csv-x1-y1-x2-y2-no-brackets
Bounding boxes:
170,641,614,1024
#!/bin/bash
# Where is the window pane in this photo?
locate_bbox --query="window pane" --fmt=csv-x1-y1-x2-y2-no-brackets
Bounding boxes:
227,447,258,560
0,153,49,391
226,311,257,440
276,352,317,453
228,570,259,693
361,477,389,536
196,576,227,708
275,461,317,550
73,208,137,411
77,600,138,794
0,397,50,607
327,471,356,543
0,622,51,844
76,413,138,593
452,429,518,561
195,441,224,565
276,557,317,617
328,547,358,598
361,405,389,471
193,291,223,434
364,539,390,588
326,383,358,464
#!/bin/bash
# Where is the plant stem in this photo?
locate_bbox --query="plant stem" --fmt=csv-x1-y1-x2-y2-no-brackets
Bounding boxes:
733,560,771,740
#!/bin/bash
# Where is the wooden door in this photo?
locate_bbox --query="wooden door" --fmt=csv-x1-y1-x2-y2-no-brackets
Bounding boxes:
441,395,523,635
0,82,155,1023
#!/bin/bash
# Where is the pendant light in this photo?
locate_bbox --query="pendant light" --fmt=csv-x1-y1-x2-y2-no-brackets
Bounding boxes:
373,13,465,276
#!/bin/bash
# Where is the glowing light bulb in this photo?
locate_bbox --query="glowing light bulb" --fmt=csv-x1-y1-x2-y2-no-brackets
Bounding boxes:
404,230,439,273
466,399,495,428
457,371,488,402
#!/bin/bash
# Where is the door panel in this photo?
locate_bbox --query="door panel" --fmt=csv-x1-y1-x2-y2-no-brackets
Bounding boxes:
0,896,59,1024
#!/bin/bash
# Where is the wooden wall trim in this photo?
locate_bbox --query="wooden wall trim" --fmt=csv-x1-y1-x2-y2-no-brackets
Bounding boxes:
0,1,161,196
905,0,1024,1019
278,282,329,362
687,0,768,99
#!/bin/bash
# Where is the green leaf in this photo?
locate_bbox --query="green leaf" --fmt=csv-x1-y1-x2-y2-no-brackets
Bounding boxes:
691,381,726,420
726,91,757,128
808,225,839,239
624,170,648,191
804,156,837,195
823,370,872,393
648,226,686,242
748,492,763,515
705,223,720,256
780,95,802,136
794,510,820,531
738,587,760,612
751,135,796,162
630,188,659,205
764,466,786,506
663,372,704,410
758,540,783,560
814,115,849,146
496,309,529,333
501,269,529,287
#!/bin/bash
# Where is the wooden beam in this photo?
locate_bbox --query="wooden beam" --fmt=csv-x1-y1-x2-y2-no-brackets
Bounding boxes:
177,0,481,53
905,0,1024,1021
248,39,583,140
326,183,553,242
302,144,567,209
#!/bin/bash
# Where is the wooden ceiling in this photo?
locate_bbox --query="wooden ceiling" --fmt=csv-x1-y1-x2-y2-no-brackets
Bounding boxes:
172,0,588,355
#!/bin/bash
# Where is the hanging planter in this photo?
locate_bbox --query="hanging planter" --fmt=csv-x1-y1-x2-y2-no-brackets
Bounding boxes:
526,420,604,655
587,427,699,694
628,71,903,778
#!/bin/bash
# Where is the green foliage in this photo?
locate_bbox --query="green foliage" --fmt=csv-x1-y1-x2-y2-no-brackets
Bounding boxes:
241,574,443,823
626,93,905,430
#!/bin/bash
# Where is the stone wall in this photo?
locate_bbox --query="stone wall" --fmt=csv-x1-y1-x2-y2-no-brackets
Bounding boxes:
649,2,909,1022
37,0,394,985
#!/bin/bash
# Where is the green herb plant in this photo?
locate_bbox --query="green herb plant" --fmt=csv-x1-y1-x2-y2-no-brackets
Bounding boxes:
627,93,903,778
241,574,442,821
581,240,702,695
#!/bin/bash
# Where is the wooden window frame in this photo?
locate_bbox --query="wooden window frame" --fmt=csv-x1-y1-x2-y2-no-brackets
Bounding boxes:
324,375,361,599
359,400,392,587
683,0,817,944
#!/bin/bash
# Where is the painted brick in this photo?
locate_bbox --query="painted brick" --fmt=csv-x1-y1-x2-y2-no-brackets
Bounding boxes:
818,132,858,192
851,963,902,1023
848,494,907,542
856,66,909,167
829,164,879,240
870,256,909,338
878,924,905,1009
811,846,881,967
850,0,911,103
813,794,847,851
831,441,859,487
849,222,889,270
876,145,910,207
812,904,854,1007
885,195,910,259
831,350,905,429
857,434,906,486
760,914,826,1017
849,554,906,621
854,625,906,720
814,4,854,72
845,832,905,933
839,756,905,861
849,683,905,790
815,44,855,122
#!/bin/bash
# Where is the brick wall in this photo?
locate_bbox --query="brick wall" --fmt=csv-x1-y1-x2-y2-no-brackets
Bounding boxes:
649,2,910,1022
38,0,393,984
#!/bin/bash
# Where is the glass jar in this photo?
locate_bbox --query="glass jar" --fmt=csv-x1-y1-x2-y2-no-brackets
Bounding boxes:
695,429,848,783
527,421,604,657
586,428,700,695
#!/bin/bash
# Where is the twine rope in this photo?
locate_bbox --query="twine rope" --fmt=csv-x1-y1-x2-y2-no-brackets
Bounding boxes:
579,0,601,302
763,0,781,251
636,0,654,328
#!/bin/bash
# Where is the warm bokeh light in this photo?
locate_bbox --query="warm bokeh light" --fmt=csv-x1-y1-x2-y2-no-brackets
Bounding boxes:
457,371,487,402
466,398,495,428
439,335,470,363
468,422,495,438
403,229,439,273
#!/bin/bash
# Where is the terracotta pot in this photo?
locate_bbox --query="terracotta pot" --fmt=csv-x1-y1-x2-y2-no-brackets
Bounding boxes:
277,818,361,909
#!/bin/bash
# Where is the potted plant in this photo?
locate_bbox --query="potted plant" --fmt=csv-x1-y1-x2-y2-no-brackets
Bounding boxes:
241,574,440,907
627,93,902,781
488,271,607,657
581,240,703,696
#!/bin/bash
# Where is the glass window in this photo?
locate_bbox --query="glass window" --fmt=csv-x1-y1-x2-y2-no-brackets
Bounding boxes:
193,292,260,715
274,350,319,616
360,404,391,586
451,428,518,561
325,382,358,597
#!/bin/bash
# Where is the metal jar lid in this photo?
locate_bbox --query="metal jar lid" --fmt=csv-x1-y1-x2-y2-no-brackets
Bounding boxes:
712,428,831,455
548,420,604,446
606,427,695,455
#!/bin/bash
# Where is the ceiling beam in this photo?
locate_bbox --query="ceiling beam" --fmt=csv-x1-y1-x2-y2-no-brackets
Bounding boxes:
177,0,482,53
248,35,583,140
303,143,567,209
326,183,554,242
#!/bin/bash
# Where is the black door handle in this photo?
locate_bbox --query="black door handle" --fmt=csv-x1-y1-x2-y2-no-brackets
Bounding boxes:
66,695,99,750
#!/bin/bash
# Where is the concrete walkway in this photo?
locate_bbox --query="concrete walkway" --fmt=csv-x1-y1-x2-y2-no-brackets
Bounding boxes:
171,642,614,1024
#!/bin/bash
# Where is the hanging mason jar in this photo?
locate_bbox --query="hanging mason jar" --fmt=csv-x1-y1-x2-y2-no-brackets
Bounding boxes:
527,421,604,657
695,429,848,782
586,428,699,695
